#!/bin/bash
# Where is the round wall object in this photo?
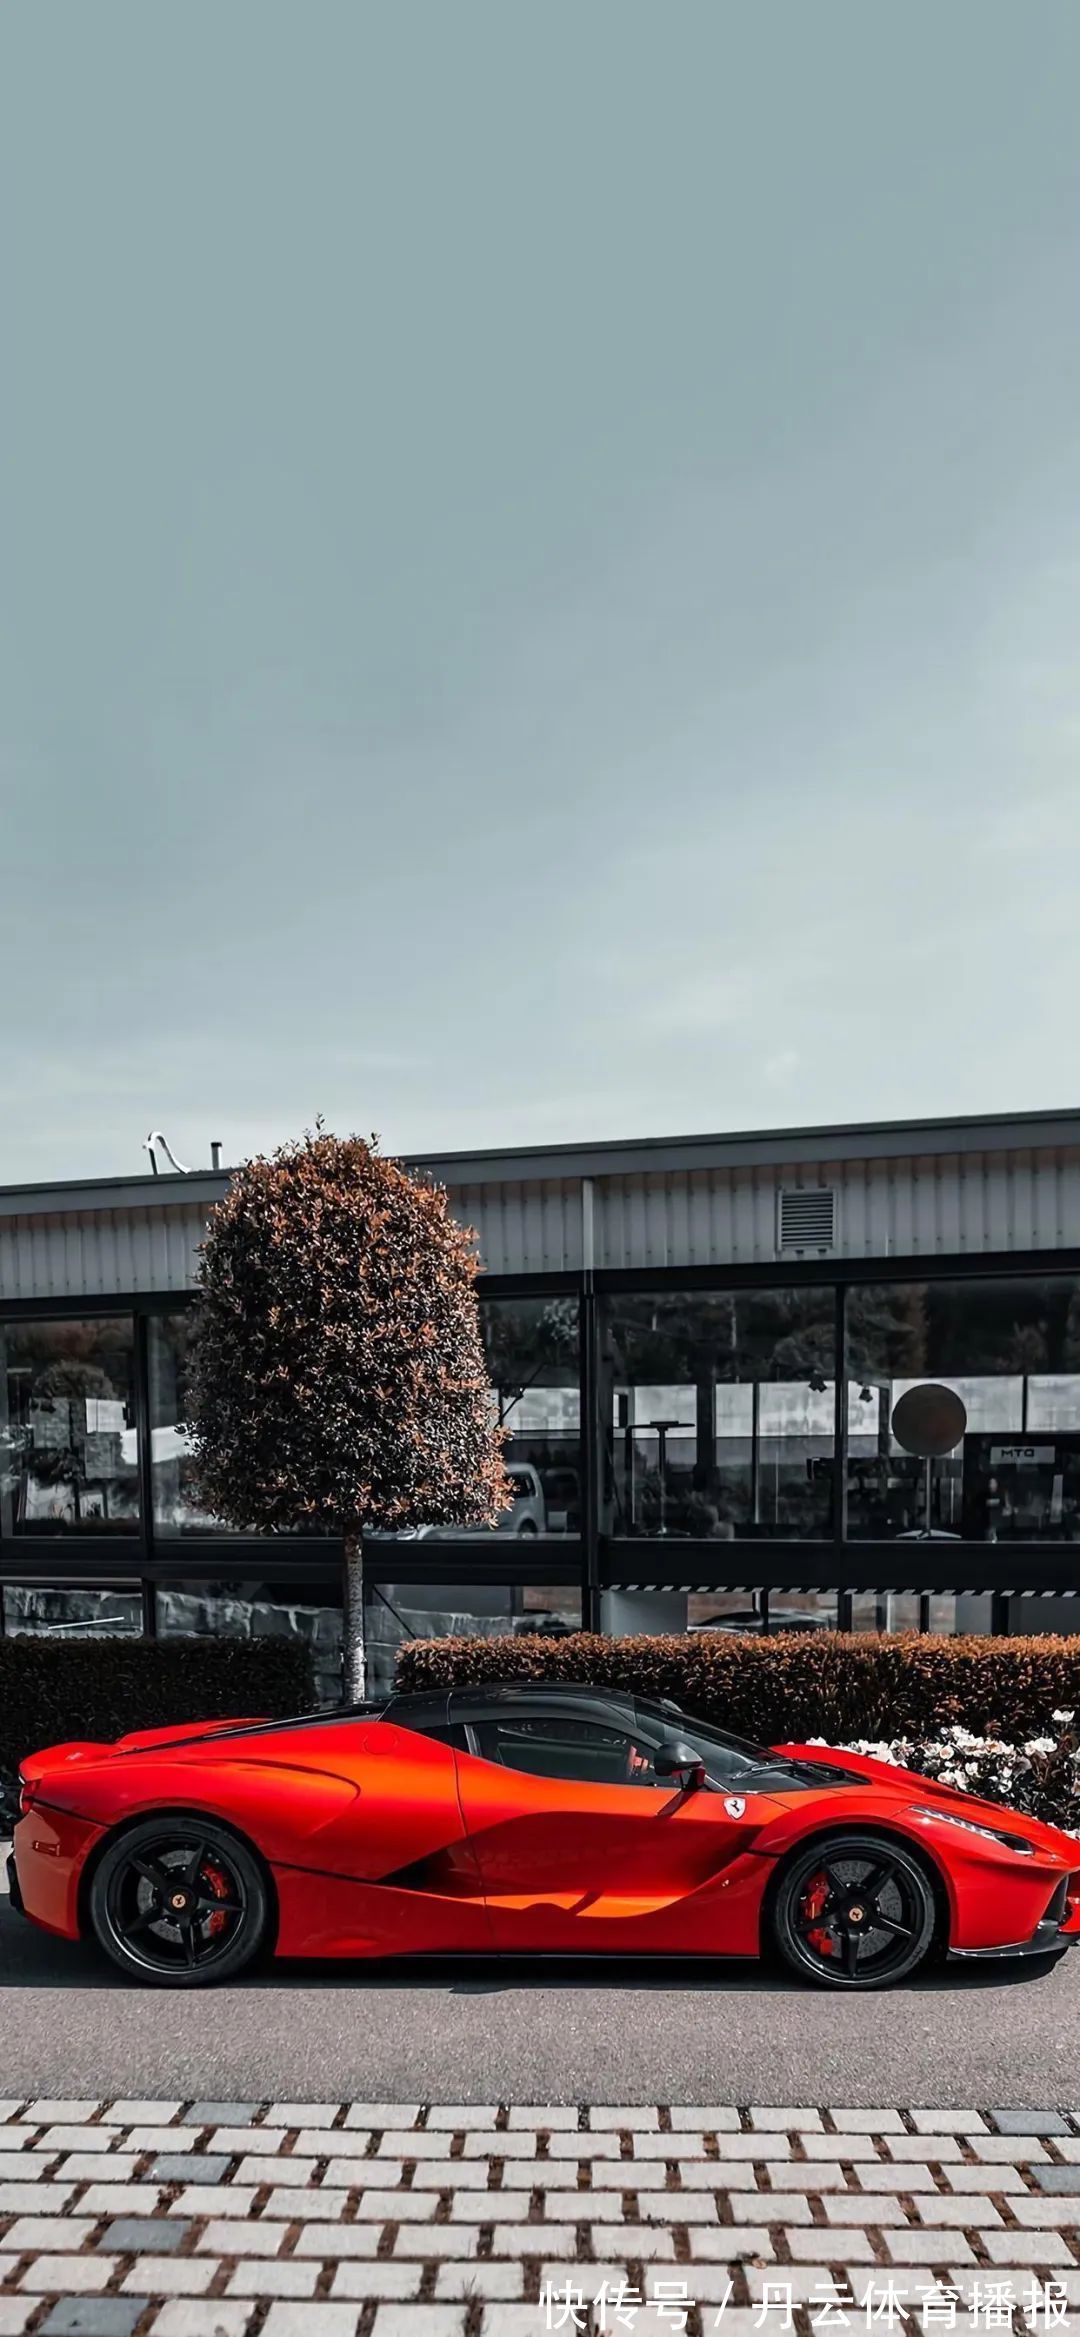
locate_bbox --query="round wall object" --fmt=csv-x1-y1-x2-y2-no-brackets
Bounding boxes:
891,1382,968,1458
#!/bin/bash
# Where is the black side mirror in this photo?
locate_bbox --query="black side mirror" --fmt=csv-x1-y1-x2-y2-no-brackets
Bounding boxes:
653,1737,707,1790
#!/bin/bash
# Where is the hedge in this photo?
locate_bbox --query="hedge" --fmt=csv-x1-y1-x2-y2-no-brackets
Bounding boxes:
0,1636,315,1782
394,1630,1080,1744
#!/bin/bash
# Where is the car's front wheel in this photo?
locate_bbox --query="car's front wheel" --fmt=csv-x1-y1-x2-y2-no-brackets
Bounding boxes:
769,1831,939,1990
87,1815,269,1987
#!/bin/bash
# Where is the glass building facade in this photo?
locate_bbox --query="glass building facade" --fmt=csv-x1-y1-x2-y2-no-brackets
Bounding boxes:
5,1114,1080,1678
4,1262,1080,1674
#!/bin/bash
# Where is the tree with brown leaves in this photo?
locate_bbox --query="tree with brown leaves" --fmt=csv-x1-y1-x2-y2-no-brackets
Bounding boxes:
186,1129,510,1697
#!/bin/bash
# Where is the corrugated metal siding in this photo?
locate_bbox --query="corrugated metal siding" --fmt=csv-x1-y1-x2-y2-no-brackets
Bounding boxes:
0,1205,208,1301
443,1182,584,1276
2,1147,1080,1300
592,1147,1080,1274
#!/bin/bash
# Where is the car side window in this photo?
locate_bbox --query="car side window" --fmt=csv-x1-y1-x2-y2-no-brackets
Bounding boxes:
468,1712,662,1788
408,1722,471,1752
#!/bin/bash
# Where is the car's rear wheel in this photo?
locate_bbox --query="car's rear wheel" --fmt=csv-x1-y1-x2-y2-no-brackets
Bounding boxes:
88,1816,268,1987
770,1831,939,1990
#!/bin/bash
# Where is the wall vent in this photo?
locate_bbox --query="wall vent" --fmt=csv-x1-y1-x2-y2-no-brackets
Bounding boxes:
777,1186,837,1256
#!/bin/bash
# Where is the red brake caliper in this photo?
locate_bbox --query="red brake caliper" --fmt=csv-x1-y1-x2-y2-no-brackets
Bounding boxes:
200,1860,232,1939
801,1868,835,1957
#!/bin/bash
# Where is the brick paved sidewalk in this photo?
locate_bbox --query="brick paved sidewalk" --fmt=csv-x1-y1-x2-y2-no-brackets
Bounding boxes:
1,2101,1079,2337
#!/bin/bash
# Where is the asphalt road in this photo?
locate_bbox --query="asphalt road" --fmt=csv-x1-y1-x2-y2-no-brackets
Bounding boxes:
2,1863,1079,2107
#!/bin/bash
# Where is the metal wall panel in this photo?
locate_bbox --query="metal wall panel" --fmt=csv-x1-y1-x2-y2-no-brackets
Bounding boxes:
843,1159,870,1256
0,1205,208,1302
3,1145,1080,1300
442,1180,584,1278
591,1147,1080,1274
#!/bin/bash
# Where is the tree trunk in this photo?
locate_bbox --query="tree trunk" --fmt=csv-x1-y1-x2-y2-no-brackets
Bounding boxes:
342,1525,367,1703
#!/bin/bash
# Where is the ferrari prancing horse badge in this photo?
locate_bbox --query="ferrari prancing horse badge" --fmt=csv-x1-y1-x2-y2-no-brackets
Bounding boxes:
724,1796,747,1818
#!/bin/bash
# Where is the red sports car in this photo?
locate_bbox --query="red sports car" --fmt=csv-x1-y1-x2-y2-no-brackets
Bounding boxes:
6,1682,1080,1990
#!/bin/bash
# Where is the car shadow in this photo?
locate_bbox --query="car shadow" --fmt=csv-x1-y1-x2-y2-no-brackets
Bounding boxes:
0,1899,1062,1997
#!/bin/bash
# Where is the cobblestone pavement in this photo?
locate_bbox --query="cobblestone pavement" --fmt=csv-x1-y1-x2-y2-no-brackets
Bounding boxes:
0,2103,1079,2336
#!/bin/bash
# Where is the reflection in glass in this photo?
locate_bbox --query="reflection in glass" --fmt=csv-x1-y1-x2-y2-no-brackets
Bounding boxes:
147,1313,226,1534
1,1583,142,1636
0,1320,140,1535
365,1580,583,1697
147,1315,325,1538
601,1289,835,1539
376,1296,582,1540
481,1297,581,1535
846,1593,959,1635
1026,1378,1080,1431
1005,1593,1080,1635
845,1277,1080,1540
155,1576,343,1705
152,1299,583,1542
687,1590,838,1634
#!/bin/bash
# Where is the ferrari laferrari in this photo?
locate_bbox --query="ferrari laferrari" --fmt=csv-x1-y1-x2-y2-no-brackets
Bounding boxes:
6,1681,1080,1989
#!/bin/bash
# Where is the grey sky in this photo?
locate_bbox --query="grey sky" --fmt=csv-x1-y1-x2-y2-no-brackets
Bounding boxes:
3,2,1080,1184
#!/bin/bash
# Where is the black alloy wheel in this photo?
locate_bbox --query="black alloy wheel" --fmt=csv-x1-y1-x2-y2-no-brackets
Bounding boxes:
770,1831,939,1990
88,1816,268,1987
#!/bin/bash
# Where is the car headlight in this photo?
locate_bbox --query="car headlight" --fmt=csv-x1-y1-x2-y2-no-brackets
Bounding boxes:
909,1805,1035,1855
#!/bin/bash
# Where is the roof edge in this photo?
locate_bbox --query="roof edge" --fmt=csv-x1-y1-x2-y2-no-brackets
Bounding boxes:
2,1104,1080,1217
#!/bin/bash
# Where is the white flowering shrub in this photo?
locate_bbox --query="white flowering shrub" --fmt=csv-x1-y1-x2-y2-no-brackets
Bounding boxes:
808,1711,1080,1833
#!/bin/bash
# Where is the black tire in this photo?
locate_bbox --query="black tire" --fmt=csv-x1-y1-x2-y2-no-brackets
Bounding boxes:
88,1815,268,1988
770,1830,939,1991
516,1520,539,1537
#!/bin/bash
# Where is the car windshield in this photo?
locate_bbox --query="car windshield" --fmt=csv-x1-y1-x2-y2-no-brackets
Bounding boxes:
631,1699,860,1790
632,1697,783,1781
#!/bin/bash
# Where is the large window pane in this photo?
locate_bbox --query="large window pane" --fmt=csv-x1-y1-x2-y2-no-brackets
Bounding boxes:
1,1583,143,1636
372,1295,582,1542
846,1276,1080,1540
479,1297,581,1536
155,1576,343,1705
154,1298,582,1543
147,1313,225,1534
600,1289,835,1539
147,1314,331,1537
0,1319,139,1536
